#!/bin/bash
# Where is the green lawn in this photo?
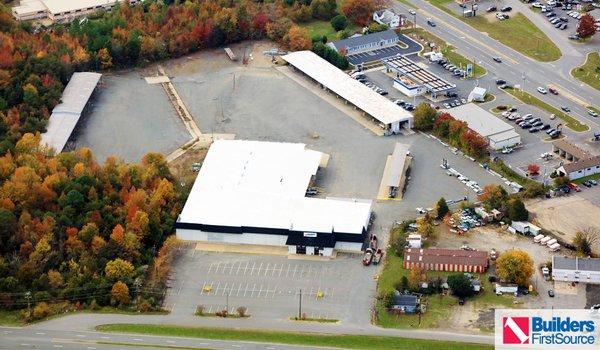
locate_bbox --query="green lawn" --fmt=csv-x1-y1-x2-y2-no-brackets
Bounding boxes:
96,324,492,350
401,28,486,78
301,20,359,42
504,87,589,132
572,52,600,92
375,240,514,330
426,0,561,62
0,310,22,326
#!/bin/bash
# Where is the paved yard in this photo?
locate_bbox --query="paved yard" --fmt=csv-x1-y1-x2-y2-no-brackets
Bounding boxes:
164,249,376,325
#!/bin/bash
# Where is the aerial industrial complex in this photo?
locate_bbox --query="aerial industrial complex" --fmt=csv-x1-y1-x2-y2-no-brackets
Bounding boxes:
12,0,140,22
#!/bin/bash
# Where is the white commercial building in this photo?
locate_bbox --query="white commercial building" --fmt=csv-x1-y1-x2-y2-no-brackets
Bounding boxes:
282,51,413,134
373,9,404,28
176,140,373,257
442,103,521,150
467,87,487,102
552,256,600,284
41,72,102,153
12,0,140,23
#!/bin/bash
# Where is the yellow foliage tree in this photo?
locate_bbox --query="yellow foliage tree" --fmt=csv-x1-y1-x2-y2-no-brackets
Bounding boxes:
111,281,130,306
496,249,534,286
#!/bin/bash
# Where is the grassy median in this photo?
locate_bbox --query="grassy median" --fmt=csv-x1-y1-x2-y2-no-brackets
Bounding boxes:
504,87,589,132
572,52,600,92
96,324,492,350
427,0,561,62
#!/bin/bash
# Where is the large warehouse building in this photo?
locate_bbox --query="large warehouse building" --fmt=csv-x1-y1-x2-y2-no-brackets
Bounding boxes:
176,140,373,257
553,256,600,284
282,51,413,134
442,103,521,150
41,72,102,153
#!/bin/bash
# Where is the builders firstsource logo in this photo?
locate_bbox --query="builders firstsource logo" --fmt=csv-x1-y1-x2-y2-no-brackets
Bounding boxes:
496,310,600,349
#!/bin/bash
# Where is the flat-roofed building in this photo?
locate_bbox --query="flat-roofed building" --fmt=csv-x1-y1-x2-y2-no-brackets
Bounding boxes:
441,103,521,150
553,256,600,284
383,55,457,98
176,140,373,257
12,0,140,23
404,248,488,273
41,72,102,153
282,50,413,134
328,30,400,55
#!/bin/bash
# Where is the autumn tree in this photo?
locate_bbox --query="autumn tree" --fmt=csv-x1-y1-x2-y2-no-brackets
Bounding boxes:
496,250,534,286
478,184,508,210
527,163,540,176
408,266,427,291
105,258,135,281
284,25,312,51
111,281,130,306
310,0,338,20
342,0,380,26
577,14,597,39
413,103,438,131
573,227,600,256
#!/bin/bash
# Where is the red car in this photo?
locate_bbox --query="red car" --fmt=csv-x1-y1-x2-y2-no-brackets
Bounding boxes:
548,86,559,95
568,183,581,192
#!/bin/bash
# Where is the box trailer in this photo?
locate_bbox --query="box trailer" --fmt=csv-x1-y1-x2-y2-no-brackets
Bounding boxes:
495,283,518,295
546,238,558,247
549,243,561,252
534,234,545,243
540,236,552,245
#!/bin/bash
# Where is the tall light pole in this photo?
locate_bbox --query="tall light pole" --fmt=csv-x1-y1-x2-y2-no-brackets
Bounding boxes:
298,289,302,319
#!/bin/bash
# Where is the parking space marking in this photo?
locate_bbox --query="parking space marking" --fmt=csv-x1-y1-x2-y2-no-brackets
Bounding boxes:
229,263,235,275
250,283,256,298
244,261,249,275
207,263,214,274
236,283,242,297
237,261,242,275
222,282,228,296
250,262,256,276
264,262,270,276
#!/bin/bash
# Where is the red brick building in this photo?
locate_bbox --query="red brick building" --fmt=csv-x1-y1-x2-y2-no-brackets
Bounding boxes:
404,248,488,273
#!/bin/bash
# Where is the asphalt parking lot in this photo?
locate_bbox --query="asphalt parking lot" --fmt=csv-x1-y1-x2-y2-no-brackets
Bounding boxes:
164,249,376,324
347,35,422,65
74,71,190,162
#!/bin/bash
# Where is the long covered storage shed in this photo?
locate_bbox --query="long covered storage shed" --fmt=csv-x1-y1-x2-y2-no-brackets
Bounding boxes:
282,51,413,134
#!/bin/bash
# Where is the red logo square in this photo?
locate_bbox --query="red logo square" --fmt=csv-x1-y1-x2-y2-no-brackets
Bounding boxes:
503,316,530,344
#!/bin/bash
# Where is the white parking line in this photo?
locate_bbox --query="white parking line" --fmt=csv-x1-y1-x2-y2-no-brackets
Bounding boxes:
244,282,249,297
222,282,229,296
214,262,221,274
250,283,256,298
237,262,242,275
229,263,235,275
257,284,263,298
201,281,207,294
292,265,298,278
215,281,221,294
286,264,291,277
250,262,256,276
207,263,214,274
237,283,242,297
244,261,249,275
257,262,263,276
264,262,270,276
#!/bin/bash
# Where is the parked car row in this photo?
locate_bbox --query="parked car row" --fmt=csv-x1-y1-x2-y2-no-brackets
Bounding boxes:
436,59,468,78
444,167,484,195
545,12,569,30
442,98,467,109
502,111,553,134
393,99,415,111
354,75,389,96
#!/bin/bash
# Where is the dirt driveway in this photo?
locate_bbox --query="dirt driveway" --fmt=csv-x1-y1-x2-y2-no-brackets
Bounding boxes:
527,195,600,254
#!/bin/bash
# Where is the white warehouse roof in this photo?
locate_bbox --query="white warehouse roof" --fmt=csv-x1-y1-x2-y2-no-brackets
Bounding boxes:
282,51,413,126
178,140,372,235
41,72,102,153
442,103,514,138
43,0,122,14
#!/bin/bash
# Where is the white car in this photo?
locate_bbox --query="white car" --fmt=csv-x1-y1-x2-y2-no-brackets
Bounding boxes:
408,9,416,15
532,2,542,7
537,87,548,94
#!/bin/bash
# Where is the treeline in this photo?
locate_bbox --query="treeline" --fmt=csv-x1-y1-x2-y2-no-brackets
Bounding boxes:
412,103,488,159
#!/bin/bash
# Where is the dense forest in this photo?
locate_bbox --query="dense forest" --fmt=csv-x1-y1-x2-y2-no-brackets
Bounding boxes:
0,0,366,320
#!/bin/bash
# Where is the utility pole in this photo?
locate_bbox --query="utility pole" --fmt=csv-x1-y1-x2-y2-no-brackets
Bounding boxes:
298,289,302,319
413,13,417,29
25,291,31,316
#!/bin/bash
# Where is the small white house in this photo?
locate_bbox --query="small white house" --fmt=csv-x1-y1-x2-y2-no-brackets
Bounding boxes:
468,87,487,102
373,9,404,28
407,234,422,248
510,221,541,236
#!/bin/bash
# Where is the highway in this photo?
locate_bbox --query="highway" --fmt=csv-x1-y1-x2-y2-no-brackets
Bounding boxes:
393,0,600,130
0,326,325,350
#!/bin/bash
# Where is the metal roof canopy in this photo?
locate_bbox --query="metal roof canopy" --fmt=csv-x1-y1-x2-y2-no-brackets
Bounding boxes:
386,143,409,187
383,56,456,93
41,72,102,153
282,51,412,126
